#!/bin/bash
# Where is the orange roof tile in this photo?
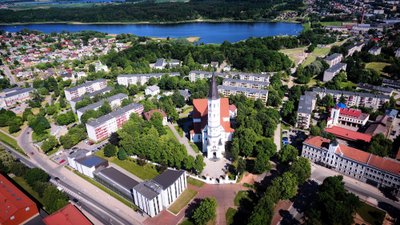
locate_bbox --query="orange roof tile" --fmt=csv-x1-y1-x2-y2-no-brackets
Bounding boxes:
337,144,370,164
43,204,92,225
325,126,372,143
192,98,234,133
368,155,400,176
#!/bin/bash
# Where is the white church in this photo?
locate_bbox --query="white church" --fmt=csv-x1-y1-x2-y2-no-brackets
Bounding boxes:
190,74,236,159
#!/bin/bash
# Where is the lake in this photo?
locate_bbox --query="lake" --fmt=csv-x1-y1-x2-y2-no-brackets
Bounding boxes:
0,22,303,43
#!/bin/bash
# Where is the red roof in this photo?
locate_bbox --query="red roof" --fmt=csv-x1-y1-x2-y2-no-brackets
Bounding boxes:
143,109,167,121
304,136,400,176
43,204,92,225
339,108,362,118
325,126,372,143
192,98,234,134
0,174,39,225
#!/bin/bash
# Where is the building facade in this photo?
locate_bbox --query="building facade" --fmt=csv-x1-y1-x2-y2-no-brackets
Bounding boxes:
70,86,112,111
145,85,160,96
302,136,400,195
222,78,269,89
323,63,347,82
86,103,144,142
64,79,107,101
188,70,272,83
0,87,33,108
327,107,370,127
296,92,317,129
218,85,269,103
324,53,343,67
117,73,180,86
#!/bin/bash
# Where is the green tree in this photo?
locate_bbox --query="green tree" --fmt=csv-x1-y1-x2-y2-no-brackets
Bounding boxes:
253,152,271,174
368,133,393,157
278,144,298,163
117,148,128,160
310,125,321,136
274,172,298,199
193,155,205,174
104,144,117,157
192,197,217,225
239,128,258,157
42,185,69,213
24,168,49,186
289,157,311,185
10,162,28,176
41,136,58,153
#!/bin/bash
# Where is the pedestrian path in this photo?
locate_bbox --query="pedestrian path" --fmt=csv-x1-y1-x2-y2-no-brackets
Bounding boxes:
167,123,199,157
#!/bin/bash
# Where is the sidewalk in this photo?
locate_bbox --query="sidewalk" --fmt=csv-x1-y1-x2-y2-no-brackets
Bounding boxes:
167,123,198,157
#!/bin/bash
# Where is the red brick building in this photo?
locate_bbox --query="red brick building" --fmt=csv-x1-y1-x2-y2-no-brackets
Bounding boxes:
43,204,92,225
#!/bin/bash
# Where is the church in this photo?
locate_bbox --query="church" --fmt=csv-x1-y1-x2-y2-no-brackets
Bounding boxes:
190,74,236,159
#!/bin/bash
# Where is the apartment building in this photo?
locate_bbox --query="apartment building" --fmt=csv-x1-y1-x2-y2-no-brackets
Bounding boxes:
218,85,269,103
302,136,400,196
86,103,144,142
296,92,317,129
357,83,394,96
222,78,269,89
132,169,186,217
0,87,33,108
313,87,390,110
117,72,180,86
188,70,272,82
368,46,382,55
324,53,343,67
327,107,370,127
347,42,365,57
76,93,128,122
382,78,400,90
152,58,181,70
323,63,347,82
64,79,107,101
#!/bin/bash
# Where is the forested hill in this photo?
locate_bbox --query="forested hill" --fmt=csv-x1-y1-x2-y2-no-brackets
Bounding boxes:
0,0,304,23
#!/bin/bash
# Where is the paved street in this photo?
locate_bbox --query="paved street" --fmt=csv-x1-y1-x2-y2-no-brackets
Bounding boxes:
2,65,18,85
17,127,147,225
167,122,198,157
274,123,281,151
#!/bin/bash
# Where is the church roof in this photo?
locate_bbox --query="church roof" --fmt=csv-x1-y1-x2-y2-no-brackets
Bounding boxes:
208,73,219,100
192,98,234,134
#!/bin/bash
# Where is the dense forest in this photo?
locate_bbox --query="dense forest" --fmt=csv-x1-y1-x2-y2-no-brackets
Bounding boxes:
0,0,304,23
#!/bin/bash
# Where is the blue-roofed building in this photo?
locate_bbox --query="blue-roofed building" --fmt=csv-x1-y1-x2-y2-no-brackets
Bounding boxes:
336,102,346,109
385,109,398,119
74,155,109,178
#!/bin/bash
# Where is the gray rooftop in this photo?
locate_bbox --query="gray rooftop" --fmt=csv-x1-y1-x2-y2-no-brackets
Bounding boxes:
369,46,381,52
218,85,269,94
313,87,390,99
77,93,128,115
70,86,112,103
86,103,143,128
209,74,219,100
223,78,269,86
65,79,106,92
152,169,185,190
118,72,180,78
133,181,162,200
297,92,316,114
4,87,33,98
325,53,343,61
76,155,108,168
325,63,347,73
68,149,90,160
357,83,393,94
95,167,139,190
146,85,160,92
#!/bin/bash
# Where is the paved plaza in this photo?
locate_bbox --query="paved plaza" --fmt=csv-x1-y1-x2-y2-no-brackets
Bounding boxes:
201,157,231,179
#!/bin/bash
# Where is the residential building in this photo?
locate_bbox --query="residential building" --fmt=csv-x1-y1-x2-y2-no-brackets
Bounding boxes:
188,71,215,82
357,83,394,96
43,204,92,225
67,149,91,170
178,89,191,101
0,87,33,108
94,61,109,73
86,103,144,142
222,78,269,89
188,70,271,83
296,92,317,129
69,86,112,111
365,114,393,137
323,63,347,82
302,136,400,195
94,167,139,201
347,42,365,57
190,75,235,159
324,53,343,67
145,85,160,96
327,107,369,127
0,174,39,225
143,109,168,125
152,58,181,70
73,155,109,178
64,79,107,101
76,93,128,122
382,78,400,90
368,46,382,55
117,73,180,86
313,87,390,110
218,85,269,103
132,169,186,217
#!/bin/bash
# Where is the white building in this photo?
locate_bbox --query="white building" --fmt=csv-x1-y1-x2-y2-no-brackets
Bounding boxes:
64,79,107,101
70,86,112,112
324,53,343,67
302,136,400,196
218,85,269,103
347,43,365,57
94,61,109,73
327,107,370,128
74,155,109,178
323,63,347,82
368,46,382,55
222,78,269,89
132,169,187,217
152,58,181,70
145,85,160,96
0,87,33,108
190,74,235,159
76,93,128,122
117,73,180,86
86,103,144,142
67,149,91,170
296,92,317,129
188,70,272,83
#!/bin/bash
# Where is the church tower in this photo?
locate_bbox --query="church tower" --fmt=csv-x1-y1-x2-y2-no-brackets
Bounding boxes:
206,74,225,159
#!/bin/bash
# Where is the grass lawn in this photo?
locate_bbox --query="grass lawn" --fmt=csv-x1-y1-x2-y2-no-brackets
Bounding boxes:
96,149,159,180
365,62,391,74
303,47,331,66
73,171,138,210
226,208,237,225
0,124,25,137
339,81,356,89
179,220,195,225
0,130,24,155
234,190,251,206
320,21,344,26
279,47,307,65
188,177,205,187
12,176,44,206
168,189,198,214
356,202,386,225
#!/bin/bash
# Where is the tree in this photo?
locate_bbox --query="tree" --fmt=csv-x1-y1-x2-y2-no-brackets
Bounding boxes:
24,168,49,186
319,95,335,108
368,133,393,157
56,111,76,125
193,155,205,174
117,148,128,160
172,91,186,108
310,125,321,136
10,162,28,176
28,115,50,134
42,185,69,213
253,152,271,174
192,197,217,225
41,136,58,153
278,144,298,163
8,123,21,133
289,157,311,185
274,172,298,199
104,144,117,157
239,128,258,157
109,132,120,146
237,157,246,174
254,138,276,157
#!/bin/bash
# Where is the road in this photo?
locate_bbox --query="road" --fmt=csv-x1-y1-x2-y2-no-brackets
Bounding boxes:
274,123,281,152
17,127,146,225
2,65,18,85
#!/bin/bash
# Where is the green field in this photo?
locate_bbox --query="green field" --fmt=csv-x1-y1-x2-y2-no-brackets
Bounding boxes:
188,177,205,187
0,131,24,155
339,81,356,89
365,62,391,74
179,220,195,225
357,202,386,225
279,47,307,65
303,47,331,66
168,189,198,214
226,208,237,225
320,21,343,26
